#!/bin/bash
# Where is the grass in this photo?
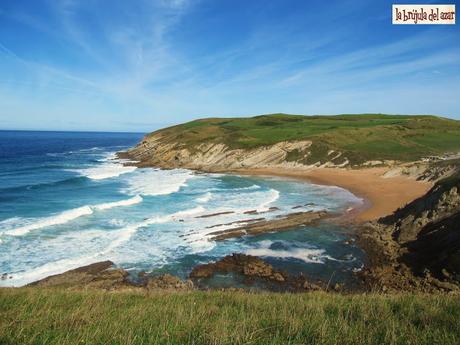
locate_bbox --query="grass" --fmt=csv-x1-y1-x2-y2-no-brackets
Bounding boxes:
1,288,460,345
148,114,460,165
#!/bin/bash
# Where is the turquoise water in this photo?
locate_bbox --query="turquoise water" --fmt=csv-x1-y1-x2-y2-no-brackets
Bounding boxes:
0,131,364,287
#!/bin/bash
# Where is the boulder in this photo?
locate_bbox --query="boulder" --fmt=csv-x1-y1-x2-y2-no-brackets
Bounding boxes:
147,274,194,291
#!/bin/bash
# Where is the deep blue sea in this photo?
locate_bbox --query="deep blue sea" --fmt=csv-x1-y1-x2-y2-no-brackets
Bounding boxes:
0,131,365,287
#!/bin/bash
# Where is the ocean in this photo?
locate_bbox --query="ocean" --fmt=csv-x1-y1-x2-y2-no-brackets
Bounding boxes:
0,130,365,288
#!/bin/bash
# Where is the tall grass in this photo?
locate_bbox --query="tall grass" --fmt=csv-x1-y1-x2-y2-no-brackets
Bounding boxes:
1,288,459,345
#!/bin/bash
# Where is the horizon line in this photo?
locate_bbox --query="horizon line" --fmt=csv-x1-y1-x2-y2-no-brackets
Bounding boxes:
1,112,458,133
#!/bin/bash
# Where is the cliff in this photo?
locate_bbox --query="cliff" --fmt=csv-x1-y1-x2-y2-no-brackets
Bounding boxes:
359,171,460,292
122,114,460,174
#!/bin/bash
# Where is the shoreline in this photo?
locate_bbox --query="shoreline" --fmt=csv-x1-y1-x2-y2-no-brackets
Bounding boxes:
121,150,435,223
231,167,433,223
3,163,439,291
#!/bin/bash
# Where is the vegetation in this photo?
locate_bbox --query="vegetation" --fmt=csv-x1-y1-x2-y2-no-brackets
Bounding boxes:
1,288,460,345
149,114,460,164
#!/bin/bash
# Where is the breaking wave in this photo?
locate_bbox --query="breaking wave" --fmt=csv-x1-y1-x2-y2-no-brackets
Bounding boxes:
78,163,137,180
123,169,194,196
245,240,332,264
1,196,143,237
0,205,207,286
2,206,94,237
94,195,143,211
257,189,280,212
196,192,212,203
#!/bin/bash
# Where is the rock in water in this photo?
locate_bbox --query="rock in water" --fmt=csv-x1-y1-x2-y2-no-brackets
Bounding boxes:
190,253,287,282
28,261,135,291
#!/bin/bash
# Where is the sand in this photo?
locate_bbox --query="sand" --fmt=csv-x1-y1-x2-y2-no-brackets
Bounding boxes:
234,167,433,223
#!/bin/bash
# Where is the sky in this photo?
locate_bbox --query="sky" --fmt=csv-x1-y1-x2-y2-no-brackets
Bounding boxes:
0,0,459,132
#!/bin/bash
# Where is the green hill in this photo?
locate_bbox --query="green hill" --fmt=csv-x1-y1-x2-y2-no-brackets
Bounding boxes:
147,114,460,165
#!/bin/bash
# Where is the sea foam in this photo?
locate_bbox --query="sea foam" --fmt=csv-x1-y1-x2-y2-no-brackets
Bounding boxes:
245,240,331,264
99,205,206,255
1,196,144,237
94,195,143,210
257,189,280,212
79,163,137,180
0,205,207,287
3,206,94,237
123,169,194,196
196,192,212,203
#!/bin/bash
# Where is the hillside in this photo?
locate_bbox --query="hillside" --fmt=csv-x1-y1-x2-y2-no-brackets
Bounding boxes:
123,114,460,170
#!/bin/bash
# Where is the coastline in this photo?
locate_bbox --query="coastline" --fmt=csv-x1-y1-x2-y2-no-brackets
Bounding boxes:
2,159,442,291
120,146,434,223
232,167,433,223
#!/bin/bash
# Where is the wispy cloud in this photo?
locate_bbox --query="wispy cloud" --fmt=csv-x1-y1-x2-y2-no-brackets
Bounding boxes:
0,0,459,131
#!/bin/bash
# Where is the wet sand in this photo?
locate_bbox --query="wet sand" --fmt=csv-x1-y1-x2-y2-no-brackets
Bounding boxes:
234,167,433,223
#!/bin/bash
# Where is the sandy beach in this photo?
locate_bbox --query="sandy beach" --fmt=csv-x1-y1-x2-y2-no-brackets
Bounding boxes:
235,167,433,222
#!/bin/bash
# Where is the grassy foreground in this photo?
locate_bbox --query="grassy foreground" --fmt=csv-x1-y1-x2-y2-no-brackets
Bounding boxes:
1,289,460,345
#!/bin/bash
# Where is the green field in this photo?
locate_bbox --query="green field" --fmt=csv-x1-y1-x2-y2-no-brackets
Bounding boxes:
149,114,460,165
1,288,460,345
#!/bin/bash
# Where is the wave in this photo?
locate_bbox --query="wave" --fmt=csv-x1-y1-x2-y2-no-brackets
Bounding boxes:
94,205,207,257
0,252,107,287
196,192,212,203
2,206,94,237
257,189,280,212
245,240,331,264
123,169,194,196
0,175,88,194
45,147,105,157
0,217,22,226
1,196,144,237
94,195,143,210
97,152,117,162
77,163,137,180
233,184,261,191
0,204,206,286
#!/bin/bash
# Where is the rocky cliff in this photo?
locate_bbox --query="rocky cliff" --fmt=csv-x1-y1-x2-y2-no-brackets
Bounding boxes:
121,114,460,177
359,171,460,292
121,135,351,171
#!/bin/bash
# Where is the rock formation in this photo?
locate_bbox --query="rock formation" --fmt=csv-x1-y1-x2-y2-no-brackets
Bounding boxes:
29,261,194,292
359,172,460,292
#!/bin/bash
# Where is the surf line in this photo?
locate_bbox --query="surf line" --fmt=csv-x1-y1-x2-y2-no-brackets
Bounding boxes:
2,195,143,237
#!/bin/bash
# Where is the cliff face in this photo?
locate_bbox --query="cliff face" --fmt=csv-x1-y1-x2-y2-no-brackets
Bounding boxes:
122,120,460,178
122,114,460,171
123,134,350,171
359,172,460,291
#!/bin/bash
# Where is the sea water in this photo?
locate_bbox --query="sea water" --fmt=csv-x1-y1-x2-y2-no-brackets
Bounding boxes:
0,131,365,287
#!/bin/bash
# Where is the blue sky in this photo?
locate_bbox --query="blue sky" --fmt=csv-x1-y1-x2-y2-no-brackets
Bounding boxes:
0,0,459,132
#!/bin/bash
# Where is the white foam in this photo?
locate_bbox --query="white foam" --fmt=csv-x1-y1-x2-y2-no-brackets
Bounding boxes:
245,241,330,264
108,219,127,227
94,195,143,210
0,217,22,226
123,169,194,196
188,238,216,253
0,205,207,287
234,184,261,191
0,255,100,287
102,205,206,255
257,189,280,212
173,206,205,218
1,196,143,237
3,206,94,237
79,163,137,180
196,192,212,203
